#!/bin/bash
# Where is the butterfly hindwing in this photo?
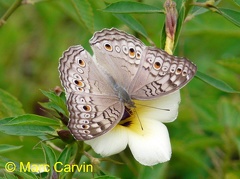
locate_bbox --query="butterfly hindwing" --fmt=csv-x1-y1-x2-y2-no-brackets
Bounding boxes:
67,92,124,140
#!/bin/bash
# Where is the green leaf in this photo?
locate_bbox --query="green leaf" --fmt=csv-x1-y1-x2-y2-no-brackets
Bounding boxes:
0,88,24,118
0,144,22,154
103,1,164,13
57,145,74,165
56,145,74,178
71,0,94,32
40,90,68,116
173,2,185,51
0,156,11,168
0,115,60,136
190,0,221,16
0,124,55,136
2,172,18,179
41,142,56,178
0,156,38,178
196,71,240,93
1,114,60,126
113,13,148,38
232,0,240,7
11,170,38,179
217,8,240,27
160,23,167,49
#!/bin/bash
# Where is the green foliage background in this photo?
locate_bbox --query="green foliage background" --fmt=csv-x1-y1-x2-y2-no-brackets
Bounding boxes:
0,0,240,178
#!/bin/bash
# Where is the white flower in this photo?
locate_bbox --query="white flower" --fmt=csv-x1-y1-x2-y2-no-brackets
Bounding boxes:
85,91,180,166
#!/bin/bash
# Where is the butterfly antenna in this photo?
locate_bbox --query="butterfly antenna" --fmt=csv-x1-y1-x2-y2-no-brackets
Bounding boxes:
133,108,144,130
135,103,170,111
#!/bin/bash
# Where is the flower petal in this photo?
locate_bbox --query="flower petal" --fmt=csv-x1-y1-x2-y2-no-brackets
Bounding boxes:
127,118,171,166
135,91,180,122
85,125,128,156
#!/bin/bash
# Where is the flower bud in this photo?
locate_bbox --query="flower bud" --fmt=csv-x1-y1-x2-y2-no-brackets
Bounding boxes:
57,130,75,144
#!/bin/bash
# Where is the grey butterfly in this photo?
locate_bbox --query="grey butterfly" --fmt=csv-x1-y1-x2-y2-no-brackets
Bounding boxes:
59,28,197,140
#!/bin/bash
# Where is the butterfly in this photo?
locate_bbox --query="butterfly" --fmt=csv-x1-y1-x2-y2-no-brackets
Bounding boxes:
59,28,197,140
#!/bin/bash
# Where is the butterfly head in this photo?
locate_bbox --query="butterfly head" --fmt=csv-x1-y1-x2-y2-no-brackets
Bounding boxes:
124,98,135,109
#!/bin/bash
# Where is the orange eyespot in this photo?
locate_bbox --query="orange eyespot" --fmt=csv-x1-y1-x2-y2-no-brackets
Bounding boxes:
78,59,85,67
74,80,84,87
129,48,135,58
83,105,91,111
176,68,182,74
153,61,161,70
81,124,89,129
104,43,112,51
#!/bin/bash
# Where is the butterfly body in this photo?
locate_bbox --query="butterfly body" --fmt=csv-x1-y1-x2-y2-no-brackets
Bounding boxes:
59,28,197,140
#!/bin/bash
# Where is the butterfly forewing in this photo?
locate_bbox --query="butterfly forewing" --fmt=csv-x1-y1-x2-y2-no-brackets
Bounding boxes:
59,45,115,96
90,28,146,90
129,47,197,99
59,45,124,140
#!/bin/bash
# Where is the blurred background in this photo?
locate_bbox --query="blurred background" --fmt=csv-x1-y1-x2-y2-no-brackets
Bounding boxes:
0,0,240,178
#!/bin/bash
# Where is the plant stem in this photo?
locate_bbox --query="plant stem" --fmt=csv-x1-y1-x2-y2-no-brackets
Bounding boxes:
0,0,23,27
65,141,84,179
